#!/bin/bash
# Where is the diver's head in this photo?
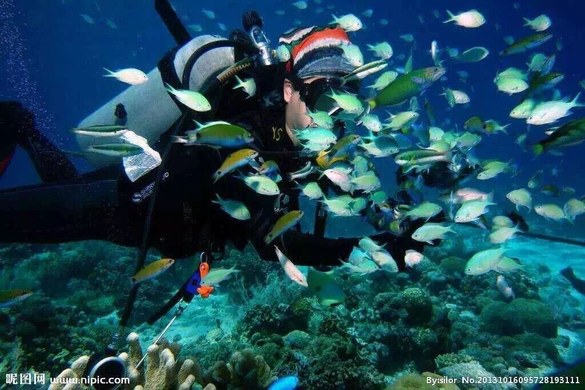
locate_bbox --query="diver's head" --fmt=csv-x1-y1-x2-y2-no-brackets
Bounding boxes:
279,26,361,141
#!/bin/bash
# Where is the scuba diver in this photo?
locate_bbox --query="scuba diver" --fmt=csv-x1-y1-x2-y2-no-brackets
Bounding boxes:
0,11,429,270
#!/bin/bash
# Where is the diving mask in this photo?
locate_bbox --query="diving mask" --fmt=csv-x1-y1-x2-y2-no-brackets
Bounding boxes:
291,76,361,113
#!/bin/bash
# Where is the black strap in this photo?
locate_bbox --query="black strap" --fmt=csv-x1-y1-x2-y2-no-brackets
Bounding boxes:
155,0,191,46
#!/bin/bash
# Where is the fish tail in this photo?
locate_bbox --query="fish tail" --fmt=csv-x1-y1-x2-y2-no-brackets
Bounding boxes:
164,82,177,94
172,135,188,144
102,67,115,77
522,17,532,26
443,10,455,23
532,143,544,155
571,92,584,107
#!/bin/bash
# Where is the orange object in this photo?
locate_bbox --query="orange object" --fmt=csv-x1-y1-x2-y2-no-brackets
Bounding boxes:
199,261,210,278
197,261,213,298
197,285,214,298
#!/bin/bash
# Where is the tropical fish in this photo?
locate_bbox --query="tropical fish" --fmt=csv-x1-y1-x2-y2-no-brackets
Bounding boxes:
489,226,520,244
370,67,446,108
233,76,256,98
212,148,258,182
496,275,515,299
443,9,486,28
532,118,585,154
465,248,505,276
103,68,148,85
236,173,280,196
404,249,425,268
274,246,308,287
367,41,393,60
330,14,363,32
564,198,585,221
371,250,399,272
506,189,532,212
500,32,553,55
385,111,419,130
527,94,583,125
494,256,524,273
0,289,33,308
405,202,443,221
367,71,399,91
453,47,489,63
264,210,304,244
201,266,240,286
275,45,291,62
510,99,536,118
85,143,144,157
268,375,300,390
326,90,364,114
72,124,129,137
296,181,323,199
201,9,216,19
454,199,495,223
165,84,211,112
80,14,95,24
412,223,455,244
131,258,175,285
341,44,364,67
175,121,253,147
306,109,334,129
523,14,552,32
213,194,251,221
358,237,385,254
534,204,567,221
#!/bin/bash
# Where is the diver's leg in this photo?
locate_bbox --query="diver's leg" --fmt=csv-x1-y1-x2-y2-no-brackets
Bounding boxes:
0,101,80,183
0,178,142,247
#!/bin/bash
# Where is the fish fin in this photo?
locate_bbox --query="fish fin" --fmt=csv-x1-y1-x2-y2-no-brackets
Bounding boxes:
443,10,455,23
172,135,189,144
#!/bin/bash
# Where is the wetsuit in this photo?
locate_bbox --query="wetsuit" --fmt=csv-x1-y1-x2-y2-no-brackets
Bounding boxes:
0,68,424,268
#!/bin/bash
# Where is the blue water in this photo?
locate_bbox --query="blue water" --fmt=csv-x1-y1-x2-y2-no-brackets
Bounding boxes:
1,0,585,388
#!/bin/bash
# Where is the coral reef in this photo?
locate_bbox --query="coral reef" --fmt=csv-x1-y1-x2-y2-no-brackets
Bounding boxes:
480,298,558,338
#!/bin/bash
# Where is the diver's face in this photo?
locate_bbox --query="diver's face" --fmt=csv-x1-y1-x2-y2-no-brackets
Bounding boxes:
283,77,321,145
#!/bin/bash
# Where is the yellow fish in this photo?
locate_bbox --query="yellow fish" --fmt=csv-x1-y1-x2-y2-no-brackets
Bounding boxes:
264,210,304,244
131,258,175,285
213,148,258,182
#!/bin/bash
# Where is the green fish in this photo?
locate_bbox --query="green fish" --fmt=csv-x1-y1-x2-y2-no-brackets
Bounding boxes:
532,118,585,155
176,121,253,147
201,266,240,286
0,289,33,308
464,116,484,132
369,67,446,108
264,210,304,244
453,47,489,62
85,143,144,157
500,32,553,56
213,194,251,220
526,72,564,94
394,149,451,167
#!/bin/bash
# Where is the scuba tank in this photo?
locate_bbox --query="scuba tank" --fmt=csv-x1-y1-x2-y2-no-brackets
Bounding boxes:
75,34,237,168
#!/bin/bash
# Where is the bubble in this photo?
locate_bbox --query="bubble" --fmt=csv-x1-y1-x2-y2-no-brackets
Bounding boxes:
0,0,56,138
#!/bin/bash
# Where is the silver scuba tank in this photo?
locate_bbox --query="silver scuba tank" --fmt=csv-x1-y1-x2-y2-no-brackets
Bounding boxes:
75,35,235,168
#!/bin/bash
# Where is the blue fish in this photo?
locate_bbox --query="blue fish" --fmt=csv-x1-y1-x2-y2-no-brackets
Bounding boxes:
268,375,299,390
